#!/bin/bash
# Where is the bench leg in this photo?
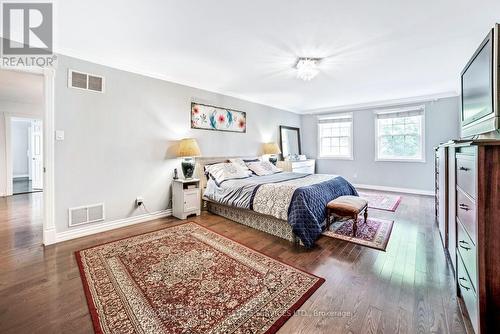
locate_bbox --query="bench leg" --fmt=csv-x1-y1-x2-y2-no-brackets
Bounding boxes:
352,214,358,237
326,208,331,230
364,207,368,223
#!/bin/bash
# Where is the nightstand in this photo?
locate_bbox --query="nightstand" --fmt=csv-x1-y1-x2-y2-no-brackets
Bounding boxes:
172,178,201,219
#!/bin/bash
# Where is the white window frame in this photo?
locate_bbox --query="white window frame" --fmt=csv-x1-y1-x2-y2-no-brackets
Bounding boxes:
374,105,426,163
317,112,354,160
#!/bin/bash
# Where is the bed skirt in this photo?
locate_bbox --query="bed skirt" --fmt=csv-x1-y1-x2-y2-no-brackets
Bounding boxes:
206,201,303,246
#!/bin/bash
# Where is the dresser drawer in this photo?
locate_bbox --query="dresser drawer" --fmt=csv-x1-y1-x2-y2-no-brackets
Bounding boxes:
456,155,476,199
457,253,479,334
293,166,314,174
456,187,476,241
292,160,314,168
457,218,477,291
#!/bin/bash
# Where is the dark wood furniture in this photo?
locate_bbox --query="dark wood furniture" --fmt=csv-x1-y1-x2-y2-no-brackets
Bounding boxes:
326,196,368,236
437,140,500,334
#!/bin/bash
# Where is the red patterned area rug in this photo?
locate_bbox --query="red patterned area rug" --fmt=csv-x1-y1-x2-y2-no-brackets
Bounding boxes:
358,192,402,212
322,217,394,251
76,222,324,334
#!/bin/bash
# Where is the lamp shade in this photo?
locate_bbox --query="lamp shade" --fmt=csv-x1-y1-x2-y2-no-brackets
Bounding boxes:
263,142,281,155
177,138,201,157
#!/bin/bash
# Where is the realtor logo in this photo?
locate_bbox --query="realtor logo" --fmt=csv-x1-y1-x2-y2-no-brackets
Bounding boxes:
2,2,53,55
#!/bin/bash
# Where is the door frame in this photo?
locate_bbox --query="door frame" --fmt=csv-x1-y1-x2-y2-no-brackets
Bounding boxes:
1,66,56,245
5,115,43,194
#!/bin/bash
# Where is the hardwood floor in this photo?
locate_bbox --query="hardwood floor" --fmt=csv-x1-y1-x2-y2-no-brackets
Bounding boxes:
0,191,466,334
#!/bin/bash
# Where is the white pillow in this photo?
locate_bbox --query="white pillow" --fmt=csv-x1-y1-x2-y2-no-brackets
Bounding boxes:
205,162,251,185
229,158,250,171
246,161,282,176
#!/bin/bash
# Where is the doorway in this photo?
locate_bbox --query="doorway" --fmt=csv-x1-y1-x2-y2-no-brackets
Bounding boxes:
0,66,55,245
10,117,44,195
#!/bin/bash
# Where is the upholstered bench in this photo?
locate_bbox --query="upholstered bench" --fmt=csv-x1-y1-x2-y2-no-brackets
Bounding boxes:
326,196,368,236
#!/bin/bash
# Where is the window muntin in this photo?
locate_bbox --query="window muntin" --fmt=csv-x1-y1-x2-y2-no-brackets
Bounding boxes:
318,113,353,159
375,108,424,161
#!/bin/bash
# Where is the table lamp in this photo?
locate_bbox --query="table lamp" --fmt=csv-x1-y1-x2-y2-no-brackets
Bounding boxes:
177,138,201,179
263,142,281,165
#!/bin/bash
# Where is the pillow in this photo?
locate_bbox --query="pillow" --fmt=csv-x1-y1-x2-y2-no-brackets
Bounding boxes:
203,161,227,180
205,162,251,186
229,158,250,171
246,161,282,176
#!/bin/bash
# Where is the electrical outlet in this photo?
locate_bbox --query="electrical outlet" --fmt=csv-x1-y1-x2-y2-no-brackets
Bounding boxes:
136,197,144,207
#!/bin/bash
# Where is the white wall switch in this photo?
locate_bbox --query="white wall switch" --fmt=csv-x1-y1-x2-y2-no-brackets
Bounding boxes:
55,130,65,141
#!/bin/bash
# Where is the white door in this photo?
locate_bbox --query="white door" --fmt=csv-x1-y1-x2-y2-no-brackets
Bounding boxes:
31,120,43,190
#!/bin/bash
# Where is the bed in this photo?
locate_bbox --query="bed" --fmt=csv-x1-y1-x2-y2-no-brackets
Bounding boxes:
195,157,358,247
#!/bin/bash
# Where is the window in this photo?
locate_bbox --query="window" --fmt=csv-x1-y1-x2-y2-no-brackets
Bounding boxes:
318,113,353,159
375,106,425,162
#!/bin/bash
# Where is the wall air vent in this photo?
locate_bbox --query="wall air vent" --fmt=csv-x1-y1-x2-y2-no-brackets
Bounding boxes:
69,203,105,227
68,69,105,93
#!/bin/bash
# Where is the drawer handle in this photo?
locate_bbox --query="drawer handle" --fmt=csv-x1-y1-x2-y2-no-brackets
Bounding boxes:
459,166,470,172
459,240,471,251
459,203,470,211
459,277,470,291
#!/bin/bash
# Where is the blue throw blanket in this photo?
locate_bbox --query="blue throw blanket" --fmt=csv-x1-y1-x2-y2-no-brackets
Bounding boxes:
288,176,358,247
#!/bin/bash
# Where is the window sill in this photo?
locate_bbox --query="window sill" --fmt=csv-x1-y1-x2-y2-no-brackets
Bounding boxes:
318,156,354,161
375,158,426,163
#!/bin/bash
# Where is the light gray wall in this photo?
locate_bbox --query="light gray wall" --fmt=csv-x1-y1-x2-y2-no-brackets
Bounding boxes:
54,55,300,233
11,120,29,177
300,97,460,192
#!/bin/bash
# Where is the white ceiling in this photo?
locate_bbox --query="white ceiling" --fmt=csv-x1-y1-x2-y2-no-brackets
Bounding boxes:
53,0,500,113
0,70,44,104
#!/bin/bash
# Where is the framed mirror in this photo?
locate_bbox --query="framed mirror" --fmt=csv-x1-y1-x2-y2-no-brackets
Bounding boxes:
279,125,301,159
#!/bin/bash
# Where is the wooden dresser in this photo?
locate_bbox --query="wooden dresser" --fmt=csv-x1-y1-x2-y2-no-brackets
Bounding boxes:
448,140,500,333
277,159,315,174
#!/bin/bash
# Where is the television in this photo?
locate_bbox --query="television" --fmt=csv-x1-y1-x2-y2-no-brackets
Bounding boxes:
461,24,500,138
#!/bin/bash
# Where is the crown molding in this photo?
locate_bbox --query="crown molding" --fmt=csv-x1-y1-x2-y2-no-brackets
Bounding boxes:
301,91,460,115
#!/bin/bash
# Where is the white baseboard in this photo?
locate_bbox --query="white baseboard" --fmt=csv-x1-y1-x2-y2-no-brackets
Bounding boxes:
13,174,29,179
43,226,57,245
354,183,434,196
55,209,172,243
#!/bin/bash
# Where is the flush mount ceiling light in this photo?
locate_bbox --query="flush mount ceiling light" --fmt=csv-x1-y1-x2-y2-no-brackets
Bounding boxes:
295,58,321,81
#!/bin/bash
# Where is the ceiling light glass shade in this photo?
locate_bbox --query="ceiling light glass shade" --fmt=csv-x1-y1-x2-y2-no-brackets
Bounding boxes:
296,58,319,81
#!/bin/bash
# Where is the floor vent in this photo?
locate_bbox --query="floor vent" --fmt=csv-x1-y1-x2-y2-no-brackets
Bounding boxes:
68,69,105,93
69,203,105,227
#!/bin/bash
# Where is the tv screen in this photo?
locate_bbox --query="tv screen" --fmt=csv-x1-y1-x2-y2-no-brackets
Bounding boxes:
461,38,493,126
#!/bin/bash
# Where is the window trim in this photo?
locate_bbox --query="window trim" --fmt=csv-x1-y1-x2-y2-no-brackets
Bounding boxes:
374,106,426,163
317,113,354,160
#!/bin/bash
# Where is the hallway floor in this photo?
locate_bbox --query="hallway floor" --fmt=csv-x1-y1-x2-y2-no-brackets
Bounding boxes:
13,177,42,195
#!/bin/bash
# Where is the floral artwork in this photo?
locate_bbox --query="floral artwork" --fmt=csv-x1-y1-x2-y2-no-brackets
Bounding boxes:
191,102,246,133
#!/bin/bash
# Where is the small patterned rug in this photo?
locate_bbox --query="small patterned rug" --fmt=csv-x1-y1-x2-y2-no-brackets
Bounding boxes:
358,192,402,212
76,222,324,334
322,217,394,251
